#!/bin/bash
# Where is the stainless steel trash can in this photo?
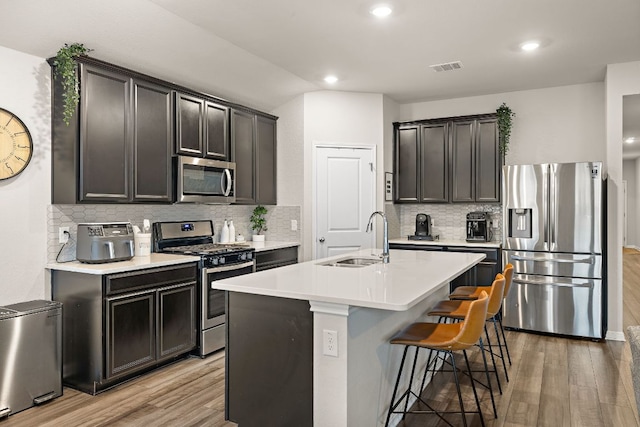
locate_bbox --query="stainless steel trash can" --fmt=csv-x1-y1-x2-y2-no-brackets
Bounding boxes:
0,300,63,417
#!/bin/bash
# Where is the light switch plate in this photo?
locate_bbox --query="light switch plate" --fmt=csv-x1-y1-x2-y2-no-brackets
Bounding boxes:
385,172,393,201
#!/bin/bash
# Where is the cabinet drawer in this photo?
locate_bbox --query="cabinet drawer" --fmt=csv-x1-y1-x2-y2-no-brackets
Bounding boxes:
389,243,445,251
446,247,499,262
255,247,299,271
105,263,198,295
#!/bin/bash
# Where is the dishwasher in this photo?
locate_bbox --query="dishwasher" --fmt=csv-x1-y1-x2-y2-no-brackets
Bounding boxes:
0,300,63,418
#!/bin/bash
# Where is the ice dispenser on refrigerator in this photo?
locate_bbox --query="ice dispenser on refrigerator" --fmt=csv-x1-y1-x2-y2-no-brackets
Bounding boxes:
507,208,532,239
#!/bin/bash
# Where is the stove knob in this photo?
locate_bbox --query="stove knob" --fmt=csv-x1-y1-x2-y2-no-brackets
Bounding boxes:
211,258,219,266
240,253,247,261
219,257,226,264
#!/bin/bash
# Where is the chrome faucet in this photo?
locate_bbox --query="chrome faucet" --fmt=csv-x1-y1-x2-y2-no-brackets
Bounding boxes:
366,211,389,263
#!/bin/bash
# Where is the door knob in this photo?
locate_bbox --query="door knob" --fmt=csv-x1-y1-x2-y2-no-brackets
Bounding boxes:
319,237,325,243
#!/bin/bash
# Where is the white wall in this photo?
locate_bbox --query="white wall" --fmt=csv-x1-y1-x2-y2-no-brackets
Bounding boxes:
0,46,51,305
301,91,386,260
273,94,305,208
623,160,637,247
383,96,401,237
399,82,606,165
606,61,640,340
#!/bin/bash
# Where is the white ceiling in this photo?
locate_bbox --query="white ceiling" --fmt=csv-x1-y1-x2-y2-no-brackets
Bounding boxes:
1,0,639,114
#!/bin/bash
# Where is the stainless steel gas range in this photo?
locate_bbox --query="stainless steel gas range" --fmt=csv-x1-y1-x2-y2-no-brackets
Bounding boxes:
153,220,255,357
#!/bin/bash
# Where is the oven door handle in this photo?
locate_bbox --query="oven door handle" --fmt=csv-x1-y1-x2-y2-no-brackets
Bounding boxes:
206,261,255,274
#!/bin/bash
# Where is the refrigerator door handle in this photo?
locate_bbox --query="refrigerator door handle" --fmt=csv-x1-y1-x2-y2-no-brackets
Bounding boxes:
513,278,594,288
543,164,550,249
549,163,557,250
510,255,595,264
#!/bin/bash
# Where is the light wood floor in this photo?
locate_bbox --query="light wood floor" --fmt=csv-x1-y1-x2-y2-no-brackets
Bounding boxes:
4,252,640,427
2,351,235,427
399,249,640,427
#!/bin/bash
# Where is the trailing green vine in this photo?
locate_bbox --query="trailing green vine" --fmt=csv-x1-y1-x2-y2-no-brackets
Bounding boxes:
52,43,92,125
496,102,515,156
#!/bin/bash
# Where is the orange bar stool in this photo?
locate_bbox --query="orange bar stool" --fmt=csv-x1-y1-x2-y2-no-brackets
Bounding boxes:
427,274,507,418
384,292,490,427
450,263,514,365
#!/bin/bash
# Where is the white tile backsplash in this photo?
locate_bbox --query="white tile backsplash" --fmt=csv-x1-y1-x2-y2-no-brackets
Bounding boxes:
399,203,502,242
48,204,301,262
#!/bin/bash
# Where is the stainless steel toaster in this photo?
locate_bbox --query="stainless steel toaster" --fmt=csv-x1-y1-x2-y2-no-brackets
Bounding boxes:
76,222,135,263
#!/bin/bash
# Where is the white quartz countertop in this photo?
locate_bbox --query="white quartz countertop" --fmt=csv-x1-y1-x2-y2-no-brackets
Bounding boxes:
212,249,485,311
247,241,299,252
389,237,501,249
46,253,200,275
45,242,298,274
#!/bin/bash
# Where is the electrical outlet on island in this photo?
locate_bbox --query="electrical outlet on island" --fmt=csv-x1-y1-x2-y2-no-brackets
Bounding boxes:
322,329,338,357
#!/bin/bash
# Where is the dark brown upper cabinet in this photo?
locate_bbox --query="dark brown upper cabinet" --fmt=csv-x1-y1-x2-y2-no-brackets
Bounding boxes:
175,92,230,161
131,79,173,202
51,60,173,204
420,123,449,203
394,114,500,204
255,115,277,205
231,109,277,205
50,56,274,205
473,119,500,202
395,125,419,202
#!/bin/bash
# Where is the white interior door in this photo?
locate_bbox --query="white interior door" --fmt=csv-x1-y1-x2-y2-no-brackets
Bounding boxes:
315,146,375,259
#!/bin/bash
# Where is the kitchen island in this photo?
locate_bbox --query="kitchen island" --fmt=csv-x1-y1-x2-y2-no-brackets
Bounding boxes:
213,248,484,427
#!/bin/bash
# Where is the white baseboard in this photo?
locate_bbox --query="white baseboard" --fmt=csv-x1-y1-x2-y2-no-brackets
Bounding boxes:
624,245,640,251
606,330,626,341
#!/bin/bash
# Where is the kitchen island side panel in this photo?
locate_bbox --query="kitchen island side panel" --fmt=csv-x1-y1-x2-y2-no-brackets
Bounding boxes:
226,292,313,426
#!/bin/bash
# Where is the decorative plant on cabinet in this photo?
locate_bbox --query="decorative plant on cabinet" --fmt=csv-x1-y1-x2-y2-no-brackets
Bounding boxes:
496,102,516,156
52,43,92,125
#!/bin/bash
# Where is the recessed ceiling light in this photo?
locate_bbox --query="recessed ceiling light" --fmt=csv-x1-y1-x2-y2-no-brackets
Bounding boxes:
324,75,338,84
370,5,392,17
625,137,636,144
520,41,540,52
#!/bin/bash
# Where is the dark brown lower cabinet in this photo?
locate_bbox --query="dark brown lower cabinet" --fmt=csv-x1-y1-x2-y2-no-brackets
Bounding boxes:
106,291,155,379
105,282,196,379
158,284,197,359
255,246,299,271
389,243,501,291
51,262,197,394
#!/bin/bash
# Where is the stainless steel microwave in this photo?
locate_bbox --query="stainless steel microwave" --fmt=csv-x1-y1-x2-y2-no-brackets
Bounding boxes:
176,156,236,204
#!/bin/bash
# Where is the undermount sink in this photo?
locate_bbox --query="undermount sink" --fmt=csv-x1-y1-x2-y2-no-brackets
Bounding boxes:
318,256,382,268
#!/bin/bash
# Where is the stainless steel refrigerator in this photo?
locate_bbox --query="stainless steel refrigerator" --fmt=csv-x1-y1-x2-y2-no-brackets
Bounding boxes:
502,162,605,339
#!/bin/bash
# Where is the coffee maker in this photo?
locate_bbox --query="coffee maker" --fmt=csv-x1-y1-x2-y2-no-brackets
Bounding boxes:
466,212,491,242
408,213,433,241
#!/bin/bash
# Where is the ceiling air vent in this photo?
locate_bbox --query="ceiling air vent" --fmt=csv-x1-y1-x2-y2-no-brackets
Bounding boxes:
429,61,463,72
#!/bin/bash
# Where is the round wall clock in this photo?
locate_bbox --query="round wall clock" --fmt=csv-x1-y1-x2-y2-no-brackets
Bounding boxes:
0,107,33,180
